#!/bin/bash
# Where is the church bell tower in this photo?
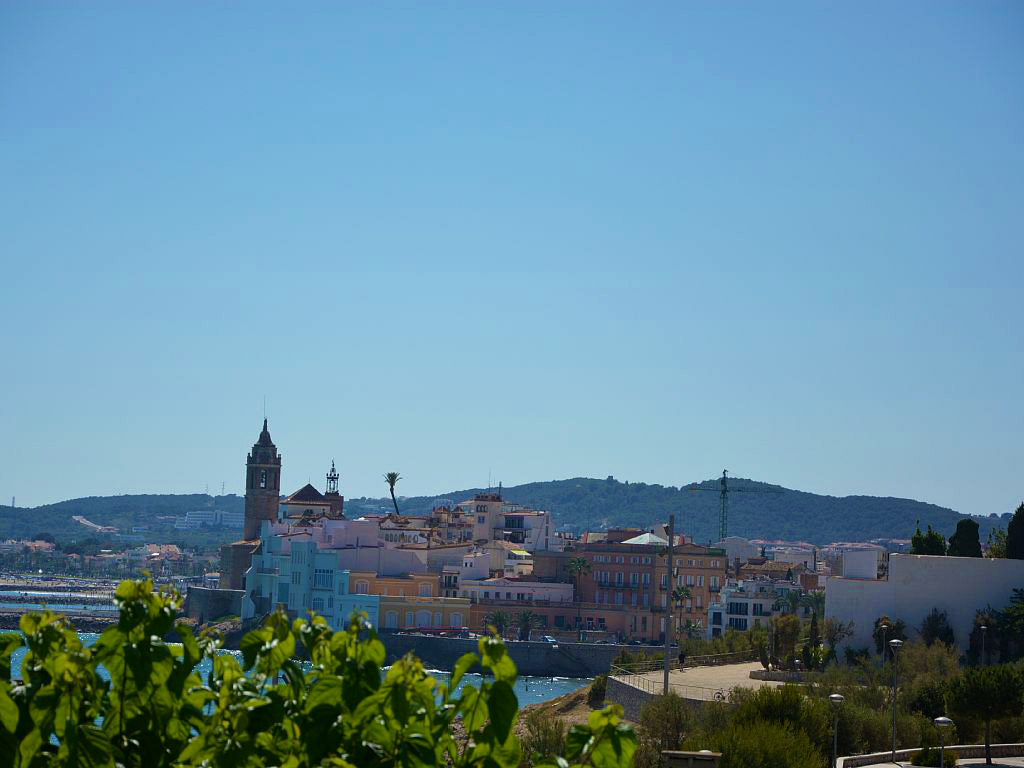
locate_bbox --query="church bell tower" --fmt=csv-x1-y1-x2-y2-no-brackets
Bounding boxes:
244,418,282,540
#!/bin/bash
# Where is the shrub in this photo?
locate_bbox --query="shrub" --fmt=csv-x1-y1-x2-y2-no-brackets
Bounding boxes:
701,719,823,768
0,577,637,768
520,708,567,764
731,684,830,751
911,746,958,766
636,692,693,752
587,673,607,706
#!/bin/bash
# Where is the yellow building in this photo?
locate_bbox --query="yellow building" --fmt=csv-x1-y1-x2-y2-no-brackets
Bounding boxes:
378,595,471,630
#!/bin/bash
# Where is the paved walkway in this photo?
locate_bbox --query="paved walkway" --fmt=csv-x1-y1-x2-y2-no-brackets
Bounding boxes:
627,662,783,700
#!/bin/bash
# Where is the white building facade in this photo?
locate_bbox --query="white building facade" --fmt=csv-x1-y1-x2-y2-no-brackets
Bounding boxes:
826,553,1024,653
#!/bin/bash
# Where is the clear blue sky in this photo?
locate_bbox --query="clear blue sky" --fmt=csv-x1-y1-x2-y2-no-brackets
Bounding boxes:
2,3,1021,518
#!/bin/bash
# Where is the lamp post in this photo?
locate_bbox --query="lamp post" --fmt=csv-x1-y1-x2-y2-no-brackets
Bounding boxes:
934,716,953,768
890,638,903,764
980,624,987,665
879,621,889,667
829,693,844,768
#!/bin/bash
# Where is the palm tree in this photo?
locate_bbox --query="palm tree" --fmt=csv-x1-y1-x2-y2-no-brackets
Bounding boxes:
567,557,592,634
515,610,539,641
384,472,401,515
780,590,802,615
803,590,825,619
672,585,692,634
484,610,511,638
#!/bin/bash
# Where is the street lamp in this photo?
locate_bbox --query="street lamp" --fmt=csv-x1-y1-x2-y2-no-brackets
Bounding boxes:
980,625,987,665
890,638,904,763
829,693,845,768
934,716,953,768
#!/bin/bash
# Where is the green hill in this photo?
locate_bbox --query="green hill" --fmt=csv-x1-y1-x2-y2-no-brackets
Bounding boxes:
347,476,1009,546
1,478,1010,547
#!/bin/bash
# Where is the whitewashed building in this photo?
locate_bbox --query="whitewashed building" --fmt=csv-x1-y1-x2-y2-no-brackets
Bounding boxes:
826,553,1024,653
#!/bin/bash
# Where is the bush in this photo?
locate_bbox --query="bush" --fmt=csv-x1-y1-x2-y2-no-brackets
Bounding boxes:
587,673,607,706
636,692,693,752
701,719,823,768
0,577,637,768
731,684,830,752
520,708,567,764
911,746,958,766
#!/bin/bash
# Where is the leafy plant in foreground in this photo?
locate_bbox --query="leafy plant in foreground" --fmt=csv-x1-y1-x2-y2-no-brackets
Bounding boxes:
0,577,637,768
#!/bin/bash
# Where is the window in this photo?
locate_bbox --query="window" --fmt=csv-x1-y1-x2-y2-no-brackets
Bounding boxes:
686,575,695,586
642,573,650,585
355,580,369,595
616,556,624,564
291,571,301,585
312,597,324,612
698,575,704,587
630,556,638,564
615,592,623,605
660,574,667,587
615,572,623,586
418,582,432,597
477,515,486,524
711,576,720,589
450,612,463,627
385,611,398,629
314,569,333,589
405,611,414,627
277,584,289,604
260,469,267,489
630,573,639,586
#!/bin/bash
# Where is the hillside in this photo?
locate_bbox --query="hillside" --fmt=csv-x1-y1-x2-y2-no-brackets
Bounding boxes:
0,478,1010,547
347,476,1009,546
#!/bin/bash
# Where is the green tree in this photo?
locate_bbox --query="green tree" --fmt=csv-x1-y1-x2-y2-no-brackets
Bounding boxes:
773,614,801,669
822,618,854,665
1007,503,1024,559
567,556,592,633
911,523,947,556
384,471,402,515
484,609,511,637
873,616,907,656
515,610,540,641
919,608,955,647
947,519,981,557
802,612,823,670
986,528,1008,558
947,664,1024,765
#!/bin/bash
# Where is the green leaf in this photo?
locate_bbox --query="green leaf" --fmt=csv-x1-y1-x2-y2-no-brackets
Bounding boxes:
449,652,479,691
305,677,344,713
487,680,518,743
0,687,17,733
75,724,115,768
458,686,489,733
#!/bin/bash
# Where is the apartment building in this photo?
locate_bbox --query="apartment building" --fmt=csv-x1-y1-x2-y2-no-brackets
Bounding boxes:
706,578,798,637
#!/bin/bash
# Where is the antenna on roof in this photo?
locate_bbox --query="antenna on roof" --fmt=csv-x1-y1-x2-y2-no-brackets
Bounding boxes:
263,396,266,419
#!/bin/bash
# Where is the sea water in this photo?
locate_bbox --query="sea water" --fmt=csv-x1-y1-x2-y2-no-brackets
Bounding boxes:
6,633,588,709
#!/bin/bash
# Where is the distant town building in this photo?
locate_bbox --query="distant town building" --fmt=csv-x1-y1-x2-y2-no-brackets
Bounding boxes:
175,509,245,529
706,578,799,637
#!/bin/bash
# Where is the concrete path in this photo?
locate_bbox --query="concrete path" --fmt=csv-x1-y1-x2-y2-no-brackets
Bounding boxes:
638,662,782,692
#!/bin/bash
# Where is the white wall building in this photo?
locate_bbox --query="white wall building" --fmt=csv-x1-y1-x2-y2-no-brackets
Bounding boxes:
460,577,573,604
826,553,1024,653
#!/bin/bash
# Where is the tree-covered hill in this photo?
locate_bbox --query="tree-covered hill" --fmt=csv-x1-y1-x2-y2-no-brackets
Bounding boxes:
347,476,1009,546
1,478,1010,547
